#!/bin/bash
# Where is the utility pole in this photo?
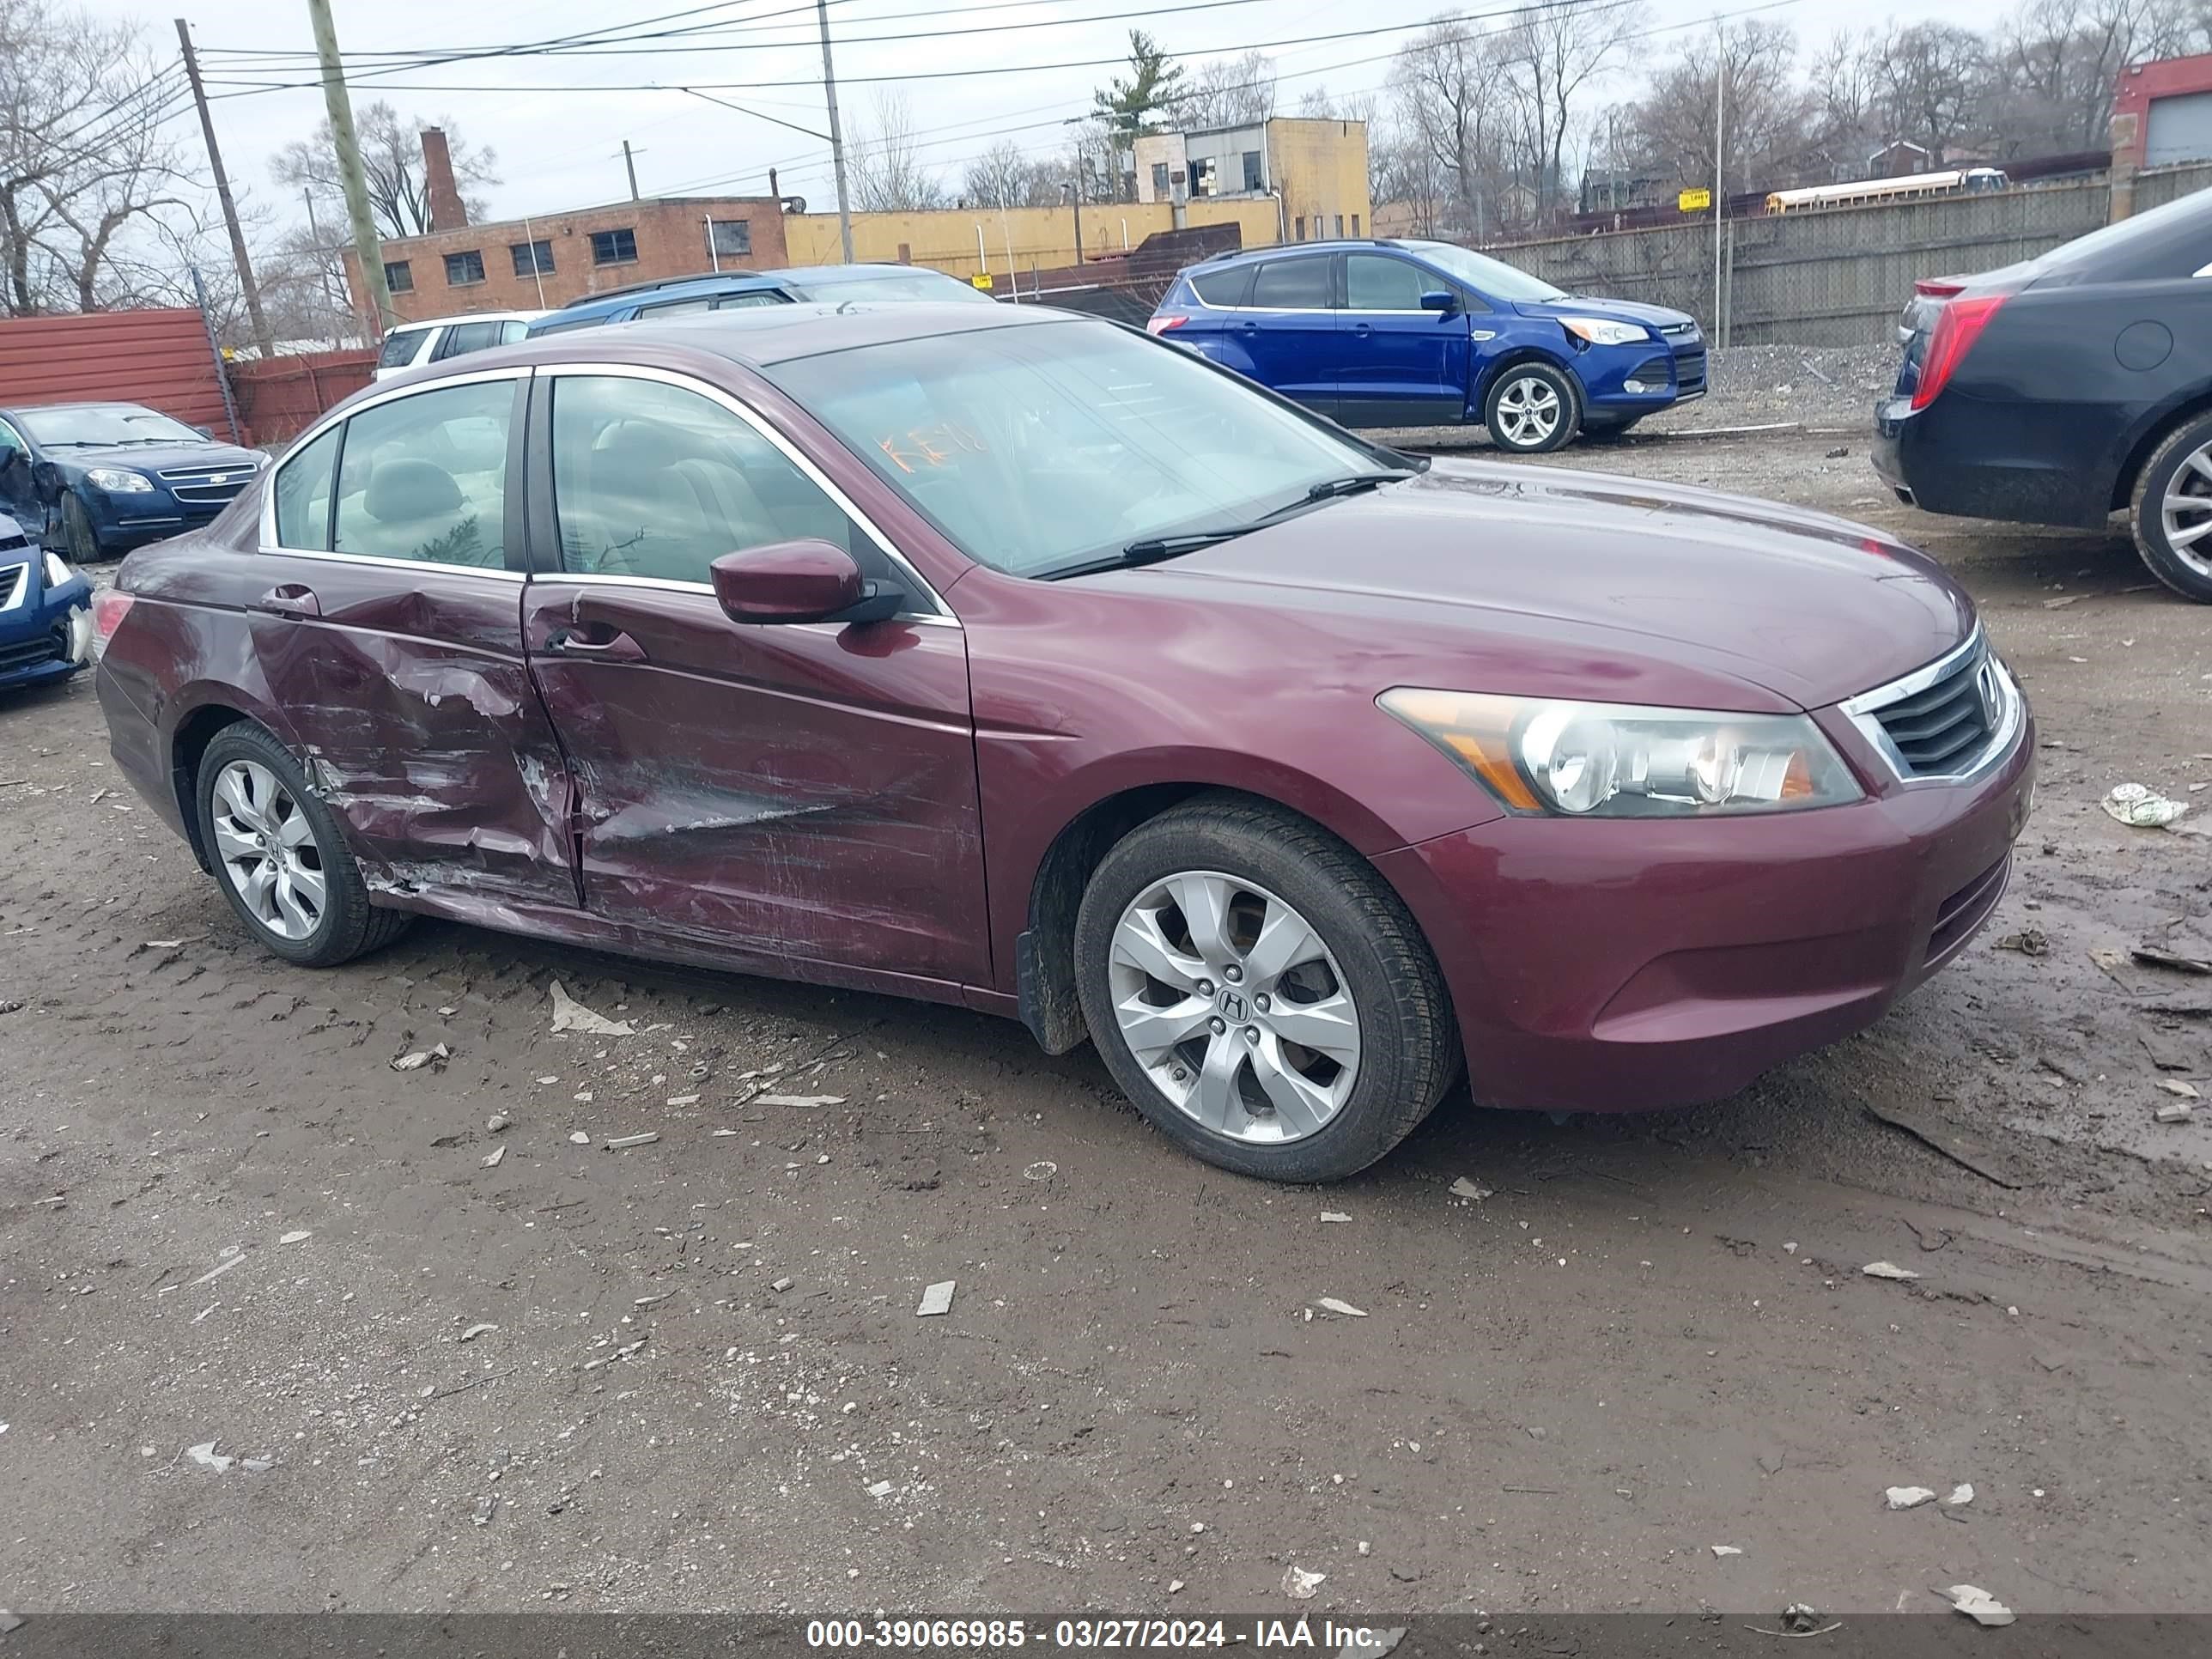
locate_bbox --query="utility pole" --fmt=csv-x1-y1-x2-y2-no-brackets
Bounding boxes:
177,18,275,359
622,140,641,201
1068,167,1084,266
305,0,393,336
1711,20,1726,347
816,0,854,263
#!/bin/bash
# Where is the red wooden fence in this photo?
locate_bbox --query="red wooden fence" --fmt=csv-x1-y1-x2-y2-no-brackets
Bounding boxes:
0,308,231,434
228,348,378,448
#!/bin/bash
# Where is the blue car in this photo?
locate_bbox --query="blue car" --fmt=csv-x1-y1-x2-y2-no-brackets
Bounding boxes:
1147,240,1705,453
0,401,267,562
0,514,93,693
528,262,992,337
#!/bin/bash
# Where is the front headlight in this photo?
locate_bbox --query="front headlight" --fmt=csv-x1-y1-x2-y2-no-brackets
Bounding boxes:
1379,689,1865,817
1559,316,1650,347
83,467,154,493
43,550,72,586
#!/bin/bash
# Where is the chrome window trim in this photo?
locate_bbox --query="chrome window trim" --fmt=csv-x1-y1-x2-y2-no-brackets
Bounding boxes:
545,568,958,628
250,546,524,583
1838,624,2024,786
534,360,951,619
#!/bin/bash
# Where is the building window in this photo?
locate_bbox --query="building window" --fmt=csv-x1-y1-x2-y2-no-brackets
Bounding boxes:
1351,213,1361,236
1191,156,1217,197
708,219,751,258
384,259,413,293
444,249,485,286
1334,214,1345,236
1150,161,1170,198
590,228,638,265
511,240,554,276
1242,150,1263,191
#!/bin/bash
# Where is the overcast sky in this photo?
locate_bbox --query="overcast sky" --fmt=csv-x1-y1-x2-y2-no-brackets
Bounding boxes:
88,0,1964,230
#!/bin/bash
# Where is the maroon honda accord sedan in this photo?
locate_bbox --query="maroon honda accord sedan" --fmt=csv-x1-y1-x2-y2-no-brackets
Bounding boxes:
93,302,2033,1181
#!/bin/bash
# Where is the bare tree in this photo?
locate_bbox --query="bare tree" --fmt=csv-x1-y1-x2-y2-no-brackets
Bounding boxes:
959,140,1062,210
1389,18,1524,240
1622,21,1820,192
849,91,949,213
1506,0,1652,217
269,101,500,240
1174,52,1279,129
1986,0,2198,154
0,0,204,315
1869,22,1986,163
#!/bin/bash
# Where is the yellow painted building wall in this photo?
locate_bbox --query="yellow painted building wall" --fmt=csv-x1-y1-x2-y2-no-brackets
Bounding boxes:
1267,119,1373,243
784,198,1281,284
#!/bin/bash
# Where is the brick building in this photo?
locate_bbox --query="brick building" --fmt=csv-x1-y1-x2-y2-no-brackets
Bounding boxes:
344,164,788,325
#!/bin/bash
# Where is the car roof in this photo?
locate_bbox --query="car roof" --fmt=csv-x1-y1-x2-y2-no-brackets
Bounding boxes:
549,273,783,318
392,309,546,331
5,399,173,416
1198,239,1414,268
775,263,958,284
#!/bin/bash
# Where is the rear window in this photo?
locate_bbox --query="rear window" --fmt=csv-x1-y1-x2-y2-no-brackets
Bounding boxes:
2032,188,2212,285
1250,258,1331,310
377,329,428,369
1188,266,1254,307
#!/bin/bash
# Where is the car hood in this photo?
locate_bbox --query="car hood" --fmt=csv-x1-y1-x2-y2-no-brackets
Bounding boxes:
1514,295,1696,332
54,441,259,475
1124,459,1972,711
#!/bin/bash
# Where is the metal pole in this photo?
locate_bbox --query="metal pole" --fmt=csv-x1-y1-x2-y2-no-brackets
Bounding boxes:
178,18,275,359
190,266,245,446
301,190,348,346
1712,18,1725,342
975,222,987,284
816,0,855,263
522,214,547,307
305,0,394,336
708,215,720,273
623,140,641,201
1069,170,1084,266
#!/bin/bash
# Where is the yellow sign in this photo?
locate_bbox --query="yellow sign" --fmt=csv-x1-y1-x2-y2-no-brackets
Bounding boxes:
970,272,994,290
1678,187,1712,212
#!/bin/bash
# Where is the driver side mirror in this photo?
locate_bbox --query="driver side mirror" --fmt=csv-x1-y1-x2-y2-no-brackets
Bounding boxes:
1419,289,1459,314
191,424,214,440
710,539,903,626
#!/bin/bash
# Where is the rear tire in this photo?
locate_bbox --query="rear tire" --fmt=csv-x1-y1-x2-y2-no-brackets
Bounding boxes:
1073,794,1461,1182
2130,413,2212,603
1483,361,1582,454
194,723,412,967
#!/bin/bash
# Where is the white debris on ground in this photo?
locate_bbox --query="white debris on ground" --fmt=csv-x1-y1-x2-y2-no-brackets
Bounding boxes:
1886,1486,1937,1510
2101,783,2189,828
1942,1585,2015,1626
1862,1261,1921,1281
1282,1564,1325,1598
548,981,635,1036
916,1280,957,1316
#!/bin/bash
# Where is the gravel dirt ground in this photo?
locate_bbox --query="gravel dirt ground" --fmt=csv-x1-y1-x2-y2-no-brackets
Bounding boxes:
3,369,2209,1623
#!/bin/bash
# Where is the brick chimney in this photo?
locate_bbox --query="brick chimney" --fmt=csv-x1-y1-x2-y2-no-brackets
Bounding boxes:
421,127,468,231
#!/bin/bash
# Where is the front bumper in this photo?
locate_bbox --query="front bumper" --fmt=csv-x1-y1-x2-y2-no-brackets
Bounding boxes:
1376,710,2035,1112
1578,333,1707,414
0,576,93,690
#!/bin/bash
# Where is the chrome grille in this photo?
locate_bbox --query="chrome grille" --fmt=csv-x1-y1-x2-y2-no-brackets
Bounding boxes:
157,463,254,507
0,561,26,611
1842,631,2021,782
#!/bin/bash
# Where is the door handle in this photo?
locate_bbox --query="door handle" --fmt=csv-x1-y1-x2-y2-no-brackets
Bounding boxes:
254,584,319,619
1351,323,1373,337
544,626,646,664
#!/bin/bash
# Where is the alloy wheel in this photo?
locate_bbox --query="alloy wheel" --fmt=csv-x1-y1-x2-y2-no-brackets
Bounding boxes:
2160,440,2212,577
1107,870,1360,1144
210,759,327,941
1493,375,1563,447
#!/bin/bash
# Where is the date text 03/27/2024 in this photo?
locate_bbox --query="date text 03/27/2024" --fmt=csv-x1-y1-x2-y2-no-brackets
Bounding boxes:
805,1620,1405,1650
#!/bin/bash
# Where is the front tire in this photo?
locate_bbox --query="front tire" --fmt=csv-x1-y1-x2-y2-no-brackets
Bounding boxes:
1483,361,1581,453
61,494,104,562
1073,795,1461,1182
2130,413,2212,603
194,723,411,966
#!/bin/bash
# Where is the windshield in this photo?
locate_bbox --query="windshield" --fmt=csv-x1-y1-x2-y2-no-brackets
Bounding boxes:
1403,242,1565,304
766,319,1382,578
20,404,205,447
799,270,994,305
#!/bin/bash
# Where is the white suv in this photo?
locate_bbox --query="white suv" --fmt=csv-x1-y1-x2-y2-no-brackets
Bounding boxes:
373,311,544,380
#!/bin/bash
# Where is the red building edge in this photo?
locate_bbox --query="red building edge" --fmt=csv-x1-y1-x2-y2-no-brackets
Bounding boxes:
2110,51,2212,219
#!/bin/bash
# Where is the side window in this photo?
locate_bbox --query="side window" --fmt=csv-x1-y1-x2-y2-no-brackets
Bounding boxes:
376,329,426,369
1188,265,1254,307
501,320,532,344
332,380,514,568
550,374,866,587
1344,254,1431,312
434,320,501,361
272,424,342,550
714,290,789,309
1250,258,1331,310
0,421,26,464
640,297,715,316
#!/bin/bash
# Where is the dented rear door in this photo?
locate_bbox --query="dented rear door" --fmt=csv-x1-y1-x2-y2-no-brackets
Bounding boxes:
519,364,986,986
250,369,576,907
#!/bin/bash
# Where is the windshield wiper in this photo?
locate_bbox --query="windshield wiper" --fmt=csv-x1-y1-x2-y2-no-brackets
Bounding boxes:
1252,469,1416,525
1042,526,1256,580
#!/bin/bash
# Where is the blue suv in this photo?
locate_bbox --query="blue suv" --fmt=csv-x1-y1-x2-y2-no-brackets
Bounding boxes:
1148,240,1705,453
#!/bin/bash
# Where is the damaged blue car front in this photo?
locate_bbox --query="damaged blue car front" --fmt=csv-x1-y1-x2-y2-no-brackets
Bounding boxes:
0,514,93,691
